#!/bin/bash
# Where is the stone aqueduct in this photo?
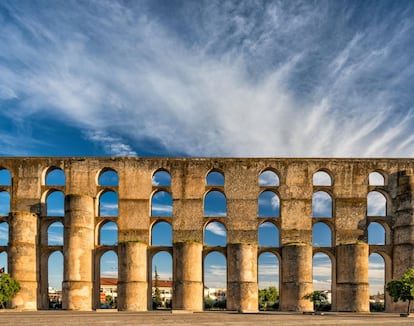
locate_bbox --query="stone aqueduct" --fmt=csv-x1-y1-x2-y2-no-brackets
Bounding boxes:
0,156,413,313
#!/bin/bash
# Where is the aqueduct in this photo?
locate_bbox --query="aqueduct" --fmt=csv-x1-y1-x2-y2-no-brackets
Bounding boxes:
0,157,413,312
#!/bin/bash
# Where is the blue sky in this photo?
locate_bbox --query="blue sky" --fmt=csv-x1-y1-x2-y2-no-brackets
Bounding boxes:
0,0,411,297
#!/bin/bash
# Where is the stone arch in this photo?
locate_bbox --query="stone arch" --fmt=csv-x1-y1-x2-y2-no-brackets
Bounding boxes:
97,168,119,187
204,221,227,247
151,190,173,217
369,171,386,186
312,252,333,310
312,191,333,218
151,250,173,310
152,169,171,187
98,190,118,217
368,222,386,245
258,169,280,187
47,221,64,246
258,251,280,311
0,191,10,216
99,250,118,309
368,252,386,311
48,250,63,307
367,191,387,217
206,169,225,187
151,221,172,246
312,222,332,247
44,167,65,186
0,168,11,186
98,221,118,246
203,251,227,310
45,190,64,217
258,190,280,218
0,221,8,246
204,190,226,217
313,170,333,186
258,221,279,247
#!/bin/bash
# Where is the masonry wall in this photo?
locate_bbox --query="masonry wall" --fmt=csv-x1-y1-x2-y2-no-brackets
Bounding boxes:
0,157,413,312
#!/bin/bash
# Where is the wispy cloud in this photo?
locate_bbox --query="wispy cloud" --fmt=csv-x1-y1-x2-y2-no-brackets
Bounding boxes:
0,1,413,156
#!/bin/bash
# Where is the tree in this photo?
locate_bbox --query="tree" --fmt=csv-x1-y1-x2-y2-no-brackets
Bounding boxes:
153,266,162,309
258,286,279,311
303,290,328,312
0,273,21,309
386,268,414,315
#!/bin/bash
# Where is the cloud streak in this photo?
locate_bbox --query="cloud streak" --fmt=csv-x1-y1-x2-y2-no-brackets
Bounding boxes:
1,1,414,157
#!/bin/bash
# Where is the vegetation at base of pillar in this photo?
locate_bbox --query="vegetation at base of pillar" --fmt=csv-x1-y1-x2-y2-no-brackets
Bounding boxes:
303,290,329,312
0,273,21,309
386,268,414,315
152,266,162,309
258,286,279,311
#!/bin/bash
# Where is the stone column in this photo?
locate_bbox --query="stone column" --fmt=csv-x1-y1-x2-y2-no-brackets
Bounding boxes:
8,211,38,310
172,242,203,311
227,243,258,312
335,243,369,312
280,243,313,311
117,241,148,311
62,194,94,310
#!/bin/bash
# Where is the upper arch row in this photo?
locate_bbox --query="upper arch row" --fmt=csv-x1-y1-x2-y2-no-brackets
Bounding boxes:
0,167,387,187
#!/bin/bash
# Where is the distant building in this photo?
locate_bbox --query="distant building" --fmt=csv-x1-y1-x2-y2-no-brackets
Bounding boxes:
48,287,62,309
100,277,118,305
204,287,226,301
152,279,172,306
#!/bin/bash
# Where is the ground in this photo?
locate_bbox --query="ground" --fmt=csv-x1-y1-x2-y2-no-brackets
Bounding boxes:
0,311,413,326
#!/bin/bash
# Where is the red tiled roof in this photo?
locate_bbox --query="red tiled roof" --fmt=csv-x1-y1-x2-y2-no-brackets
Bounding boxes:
151,280,172,288
101,278,118,286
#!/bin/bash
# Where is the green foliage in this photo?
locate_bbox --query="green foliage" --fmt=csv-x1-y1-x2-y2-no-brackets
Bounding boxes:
386,268,414,314
0,273,21,309
258,286,279,311
152,266,162,309
303,290,328,311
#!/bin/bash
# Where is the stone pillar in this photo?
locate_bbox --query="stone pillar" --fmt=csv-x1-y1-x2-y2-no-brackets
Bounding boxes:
62,194,94,310
172,242,203,311
280,243,313,311
336,243,369,312
117,241,148,311
227,243,258,312
8,211,38,310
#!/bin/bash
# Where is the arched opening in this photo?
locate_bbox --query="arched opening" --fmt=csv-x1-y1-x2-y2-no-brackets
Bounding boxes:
100,251,118,309
0,169,11,186
368,253,385,312
367,191,386,216
151,251,173,310
47,222,63,246
204,191,226,217
0,191,10,216
258,252,279,311
48,251,63,309
204,252,227,310
98,169,118,187
46,168,65,186
369,172,385,186
151,221,172,246
151,191,173,217
0,251,7,273
312,252,332,311
204,222,226,247
258,170,279,187
99,222,118,246
46,191,64,217
258,191,280,217
0,222,8,246
312,223,332,247
312,191,332,218
368,222,386,245
153,170,171,187
258,222,279,247
313,171,332,186
99,191,118,217
206,171,224,186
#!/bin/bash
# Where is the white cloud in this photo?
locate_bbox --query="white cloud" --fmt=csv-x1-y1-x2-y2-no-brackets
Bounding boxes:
1,2,414,157
205,222,226,237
